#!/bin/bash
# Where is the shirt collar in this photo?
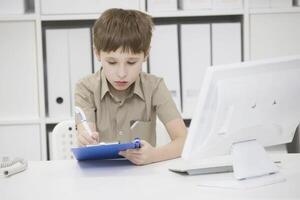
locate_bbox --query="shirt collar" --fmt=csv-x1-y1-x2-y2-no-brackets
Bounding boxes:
133,75,145,101
100,69,145,101
100,69,110,100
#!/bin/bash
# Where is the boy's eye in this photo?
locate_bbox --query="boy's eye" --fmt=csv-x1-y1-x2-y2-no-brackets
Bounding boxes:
108,61,117,65
127,61,137,65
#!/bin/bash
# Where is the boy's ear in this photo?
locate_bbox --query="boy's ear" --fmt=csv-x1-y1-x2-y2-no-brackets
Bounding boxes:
93,47,101,61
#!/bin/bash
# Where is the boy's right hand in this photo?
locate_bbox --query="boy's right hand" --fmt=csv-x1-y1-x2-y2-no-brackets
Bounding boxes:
77,131,99,147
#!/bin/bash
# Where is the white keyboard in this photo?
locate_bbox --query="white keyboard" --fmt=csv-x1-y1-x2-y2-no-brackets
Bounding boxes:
168,156,233,175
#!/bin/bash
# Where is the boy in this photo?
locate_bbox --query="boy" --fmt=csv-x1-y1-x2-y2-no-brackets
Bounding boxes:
75,8,187,165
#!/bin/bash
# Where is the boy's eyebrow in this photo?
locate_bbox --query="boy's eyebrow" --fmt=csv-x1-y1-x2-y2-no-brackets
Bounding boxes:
105,57,118,60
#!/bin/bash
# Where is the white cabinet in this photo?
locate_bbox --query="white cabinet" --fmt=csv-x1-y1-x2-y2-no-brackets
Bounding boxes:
2,0,300,160
250,13,300,60
0,21,39,121
0,124,41,160
40,0,142,14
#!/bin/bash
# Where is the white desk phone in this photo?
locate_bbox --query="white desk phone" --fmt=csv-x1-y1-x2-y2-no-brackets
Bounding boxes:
0,157,28,177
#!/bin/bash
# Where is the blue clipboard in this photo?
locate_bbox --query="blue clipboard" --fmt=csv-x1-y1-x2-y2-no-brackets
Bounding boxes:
71,139,141,161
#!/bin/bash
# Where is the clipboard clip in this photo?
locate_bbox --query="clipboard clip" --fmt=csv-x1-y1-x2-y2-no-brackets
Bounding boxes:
133,138,141,148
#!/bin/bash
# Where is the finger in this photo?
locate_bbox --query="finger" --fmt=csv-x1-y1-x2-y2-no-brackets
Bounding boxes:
118,151,125,156
119,151,140,159
78,134,90,146
77,140,86,147
80,133,97,145
119,151,130,159
126,149,142,154
128,157,143,165
91,132,99,142
81,133,97,144
121,153,141,165
119,149,141,157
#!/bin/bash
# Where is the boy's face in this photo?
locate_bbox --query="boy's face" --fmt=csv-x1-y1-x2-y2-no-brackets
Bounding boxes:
96,48,147,91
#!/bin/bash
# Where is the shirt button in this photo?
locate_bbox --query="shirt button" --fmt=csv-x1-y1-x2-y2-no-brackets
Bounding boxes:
118,131,124,135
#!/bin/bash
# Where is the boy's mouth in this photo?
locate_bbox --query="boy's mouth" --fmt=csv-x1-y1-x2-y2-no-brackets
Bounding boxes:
115,81,128,86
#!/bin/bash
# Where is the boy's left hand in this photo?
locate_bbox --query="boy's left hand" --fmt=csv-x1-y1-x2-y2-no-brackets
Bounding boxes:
119,140,156,165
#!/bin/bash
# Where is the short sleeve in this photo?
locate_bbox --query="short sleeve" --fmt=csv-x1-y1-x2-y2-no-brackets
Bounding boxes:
74,79,96,125
152,79,182,124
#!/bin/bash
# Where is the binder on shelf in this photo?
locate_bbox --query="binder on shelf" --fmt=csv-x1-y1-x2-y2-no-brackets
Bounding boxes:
212,22,242,66
99,0,141,11
181,0,212,10
40,0,141,15
148,24,181,111
71,139,141,161
212,0,243,9
249,0,291,8
46,29,71,118
270,0,292,8
45,28,92,119
147,0,178,12
249,0,270,8
0,0,25,14
181,24,211,118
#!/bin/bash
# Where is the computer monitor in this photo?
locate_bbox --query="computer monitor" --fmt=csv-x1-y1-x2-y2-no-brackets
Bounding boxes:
182,55,300,161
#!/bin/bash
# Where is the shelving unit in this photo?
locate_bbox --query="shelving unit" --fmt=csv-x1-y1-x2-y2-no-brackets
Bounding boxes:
249,6,300,14
1,0,300,161
149,9,245,17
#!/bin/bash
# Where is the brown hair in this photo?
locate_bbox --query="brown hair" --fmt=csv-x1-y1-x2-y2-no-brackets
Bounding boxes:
93,8,154,56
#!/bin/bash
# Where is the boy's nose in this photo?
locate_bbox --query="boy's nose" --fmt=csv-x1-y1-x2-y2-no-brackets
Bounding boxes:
117,65,127,78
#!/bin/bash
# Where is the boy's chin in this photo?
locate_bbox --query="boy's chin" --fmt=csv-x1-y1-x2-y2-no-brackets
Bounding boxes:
113,83,130,91
114,86,128,91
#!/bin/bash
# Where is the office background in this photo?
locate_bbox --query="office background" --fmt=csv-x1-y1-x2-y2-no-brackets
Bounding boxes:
0,0,300,161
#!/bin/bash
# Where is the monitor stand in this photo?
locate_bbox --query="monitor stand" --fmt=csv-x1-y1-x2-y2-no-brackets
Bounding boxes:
231,139,279,180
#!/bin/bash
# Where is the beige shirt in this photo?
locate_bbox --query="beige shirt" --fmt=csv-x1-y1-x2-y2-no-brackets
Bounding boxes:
75,69,181,146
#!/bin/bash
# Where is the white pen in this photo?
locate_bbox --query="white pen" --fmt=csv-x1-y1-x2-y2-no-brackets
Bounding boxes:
74,106,93,137
130,121,139,130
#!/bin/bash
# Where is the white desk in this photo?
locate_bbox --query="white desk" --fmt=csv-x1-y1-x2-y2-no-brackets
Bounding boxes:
1,154,300,200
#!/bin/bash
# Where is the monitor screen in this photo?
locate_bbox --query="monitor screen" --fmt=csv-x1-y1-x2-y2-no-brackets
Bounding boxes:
182,56,300,160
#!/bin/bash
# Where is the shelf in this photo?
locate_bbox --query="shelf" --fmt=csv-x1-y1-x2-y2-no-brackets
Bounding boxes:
149,9,245,18
0,118,41,125
39,9,245,21
3,8,300,21
0,13,37,21
41,14,100,21
45,117,74,124
249,7,300,14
